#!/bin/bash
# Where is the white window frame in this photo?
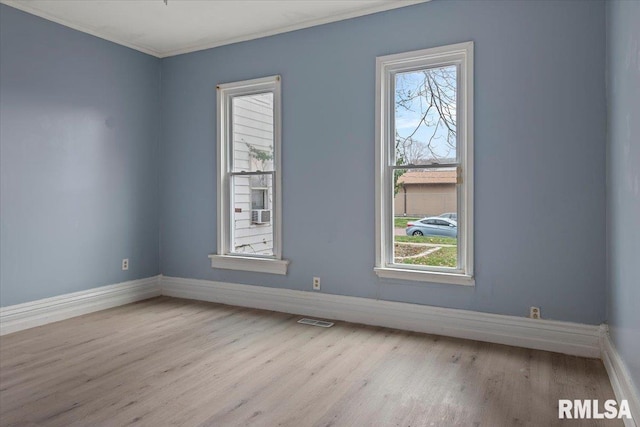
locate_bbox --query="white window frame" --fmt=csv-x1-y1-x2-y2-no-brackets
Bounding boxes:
209,75,288,275
374,42,474,286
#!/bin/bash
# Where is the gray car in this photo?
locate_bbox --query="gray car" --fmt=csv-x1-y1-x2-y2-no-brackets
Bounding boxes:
405,217,457,238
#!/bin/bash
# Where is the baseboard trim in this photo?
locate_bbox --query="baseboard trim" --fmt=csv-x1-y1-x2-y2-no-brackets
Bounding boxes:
2,275,602,358
0,275,161,336
3,273,634,420
160,276,602,358
602,330,640,426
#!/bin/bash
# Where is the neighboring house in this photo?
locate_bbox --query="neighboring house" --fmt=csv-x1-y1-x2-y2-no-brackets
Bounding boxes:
394,169,457,217
232,93,274,255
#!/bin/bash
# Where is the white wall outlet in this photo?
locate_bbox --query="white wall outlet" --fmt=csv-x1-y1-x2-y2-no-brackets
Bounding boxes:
122,258,129,271
530,306,540,319
312,277,320,291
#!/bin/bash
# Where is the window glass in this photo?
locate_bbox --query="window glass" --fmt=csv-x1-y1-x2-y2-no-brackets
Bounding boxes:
232,93,274,173
377,42,473,282
213,75,285,273
394,65,457,166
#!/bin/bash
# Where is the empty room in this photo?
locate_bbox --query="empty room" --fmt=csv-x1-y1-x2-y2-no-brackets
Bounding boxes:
0,0,638,425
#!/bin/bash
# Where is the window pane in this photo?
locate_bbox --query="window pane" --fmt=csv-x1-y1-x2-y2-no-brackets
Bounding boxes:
394,65,457,166
232,93,274,173
232,173,273,256
251,189,267,210
392,168,458,268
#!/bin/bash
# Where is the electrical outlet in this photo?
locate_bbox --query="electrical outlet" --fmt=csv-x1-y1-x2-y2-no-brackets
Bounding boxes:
312,277,320,291
530,306,540,319
122,258,129,271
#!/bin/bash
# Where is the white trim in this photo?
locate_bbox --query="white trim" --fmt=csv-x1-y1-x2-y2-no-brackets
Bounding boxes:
374,267,474,285
0,0,428,59
0,0,161,57
7,271,635,409
0,276,161,336
374,41,474,285
216,75,286,273
160,276,601,358
4,272,636,417
161,0,427,58
208,255,289,275
602,329,640,426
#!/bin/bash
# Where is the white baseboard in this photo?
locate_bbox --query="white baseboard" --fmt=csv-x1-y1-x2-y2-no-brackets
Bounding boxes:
602,330,640,427
3,273,634,422
160,276,602,358
0,275,161,336
1,275,604,359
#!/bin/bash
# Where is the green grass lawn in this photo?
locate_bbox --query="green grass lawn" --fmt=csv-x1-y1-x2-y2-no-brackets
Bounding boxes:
395,235,457,245
398,246,458,268
393,217,420,228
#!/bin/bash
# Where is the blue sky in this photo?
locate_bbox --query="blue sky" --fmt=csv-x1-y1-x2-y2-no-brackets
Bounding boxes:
395,65,457,162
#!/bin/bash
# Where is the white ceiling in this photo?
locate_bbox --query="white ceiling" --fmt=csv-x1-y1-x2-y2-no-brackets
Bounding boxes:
1,0,426,58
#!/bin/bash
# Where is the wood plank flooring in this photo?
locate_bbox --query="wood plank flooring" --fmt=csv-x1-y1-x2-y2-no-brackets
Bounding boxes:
0,296,620,426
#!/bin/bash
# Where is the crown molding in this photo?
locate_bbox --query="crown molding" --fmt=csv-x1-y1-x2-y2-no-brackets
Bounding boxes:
159,0,428,58
0,0,162,57
0,0,428,59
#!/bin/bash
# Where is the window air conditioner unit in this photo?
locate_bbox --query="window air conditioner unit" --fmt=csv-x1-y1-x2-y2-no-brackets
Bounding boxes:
251,209,271,224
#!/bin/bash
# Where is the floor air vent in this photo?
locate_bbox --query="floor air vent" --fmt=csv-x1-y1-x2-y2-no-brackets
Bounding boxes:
297,318,334,328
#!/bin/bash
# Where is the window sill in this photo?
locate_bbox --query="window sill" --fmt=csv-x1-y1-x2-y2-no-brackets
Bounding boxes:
374,267,474,286
209,255,289,275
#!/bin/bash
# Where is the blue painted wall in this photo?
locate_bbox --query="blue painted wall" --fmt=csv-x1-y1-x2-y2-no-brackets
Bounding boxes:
160,0,607,324
0,5,161,306
0,1,611,327
606,0,640,394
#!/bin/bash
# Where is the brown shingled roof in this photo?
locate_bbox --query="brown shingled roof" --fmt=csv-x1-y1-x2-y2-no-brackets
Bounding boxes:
397,169,456,185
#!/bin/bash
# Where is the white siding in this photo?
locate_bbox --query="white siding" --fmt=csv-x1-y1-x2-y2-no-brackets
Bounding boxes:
231,94,274,255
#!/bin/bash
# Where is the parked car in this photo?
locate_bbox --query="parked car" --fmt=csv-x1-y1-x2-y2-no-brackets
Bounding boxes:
406,217,457,238
439,212,457,221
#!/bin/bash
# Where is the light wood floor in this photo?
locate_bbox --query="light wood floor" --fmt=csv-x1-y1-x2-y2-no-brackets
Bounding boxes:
0,297,620,427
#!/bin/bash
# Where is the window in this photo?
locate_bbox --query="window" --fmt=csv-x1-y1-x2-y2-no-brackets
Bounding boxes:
209,75,288,275
251,189,268,211
374,42,474,285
